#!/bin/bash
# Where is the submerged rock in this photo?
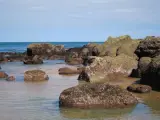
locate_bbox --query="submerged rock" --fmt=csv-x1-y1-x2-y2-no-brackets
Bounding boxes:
127,84,152,93
59,83,138,108
59,67,81,75
0,71,8,78
24,70,49,81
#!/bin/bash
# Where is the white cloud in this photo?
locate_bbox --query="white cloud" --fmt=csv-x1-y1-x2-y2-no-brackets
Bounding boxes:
113,8,139,13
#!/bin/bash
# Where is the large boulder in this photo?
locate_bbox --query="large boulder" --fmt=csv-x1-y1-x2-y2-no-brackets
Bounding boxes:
0,71,8,78
59,67,82,75
24,70,49,81
100,35,135,57
59,83,138,108
140,56,160,90
116,40,140,59
23,55,43,64
135,36,160,58
27,43,65,56
82,35,139,58
78,54,138,82
138,57,152,75
131,57,152,78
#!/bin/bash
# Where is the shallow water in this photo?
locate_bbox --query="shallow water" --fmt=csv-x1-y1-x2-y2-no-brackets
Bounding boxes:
0,60,160,120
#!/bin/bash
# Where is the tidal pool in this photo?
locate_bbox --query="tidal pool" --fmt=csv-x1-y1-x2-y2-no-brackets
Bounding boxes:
0,60,160,120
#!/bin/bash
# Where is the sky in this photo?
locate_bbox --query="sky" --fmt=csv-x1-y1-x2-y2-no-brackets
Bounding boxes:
0,0,159,42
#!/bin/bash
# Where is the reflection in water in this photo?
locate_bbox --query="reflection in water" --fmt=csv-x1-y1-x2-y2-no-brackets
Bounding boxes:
60,106,136,119
135,91,160,115
0,60,160,120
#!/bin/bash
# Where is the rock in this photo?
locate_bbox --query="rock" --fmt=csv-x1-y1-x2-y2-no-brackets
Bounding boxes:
127,84,152,93
0,71,8,78
135,36,160,58
78,54,138,82
81,48,90,57
66,47,82,57
138,57,152,74
59,83,138,108
82,35,139,58
23,55,43,64
81,43,100,56
59,67,81,75
24,70,49,81
27,43,65,56
116,40,140,59
100,35,133,56
82,56,96,66
105,46,118,57
78,70,90,82
6,76,16,81
140,56,160,90
0,54,4,62
130,57,152,78
27,48,33,56
65,57,83,65
32,55,43,64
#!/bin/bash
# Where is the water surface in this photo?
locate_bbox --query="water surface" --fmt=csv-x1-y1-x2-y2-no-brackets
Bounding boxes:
0,61,160,120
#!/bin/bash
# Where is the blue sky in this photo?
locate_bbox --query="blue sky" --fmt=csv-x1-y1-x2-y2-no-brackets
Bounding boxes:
0,0,159,42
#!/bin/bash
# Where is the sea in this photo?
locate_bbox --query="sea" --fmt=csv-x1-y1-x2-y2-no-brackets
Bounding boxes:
0,42,103,52
0,42,160,120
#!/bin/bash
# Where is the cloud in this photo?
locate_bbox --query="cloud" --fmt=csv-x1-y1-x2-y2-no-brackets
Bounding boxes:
28,6,47,11
0,0,160,41
113,8,139,13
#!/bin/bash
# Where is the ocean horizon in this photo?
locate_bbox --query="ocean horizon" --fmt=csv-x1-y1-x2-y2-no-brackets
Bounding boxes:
0,42,103,53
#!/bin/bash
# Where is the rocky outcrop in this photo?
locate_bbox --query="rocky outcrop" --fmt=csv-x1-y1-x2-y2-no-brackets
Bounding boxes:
98,35,139,58
80,35,139,58
140,56,160,90
132,36,160,90
135,36,160,58
0,52,24,62
24,70,49,81
0,71,8,78
59,67,82,75
27,43,65,56
59,83,138,108
127,84,152,93
23,55,43,64
78,54,138,82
